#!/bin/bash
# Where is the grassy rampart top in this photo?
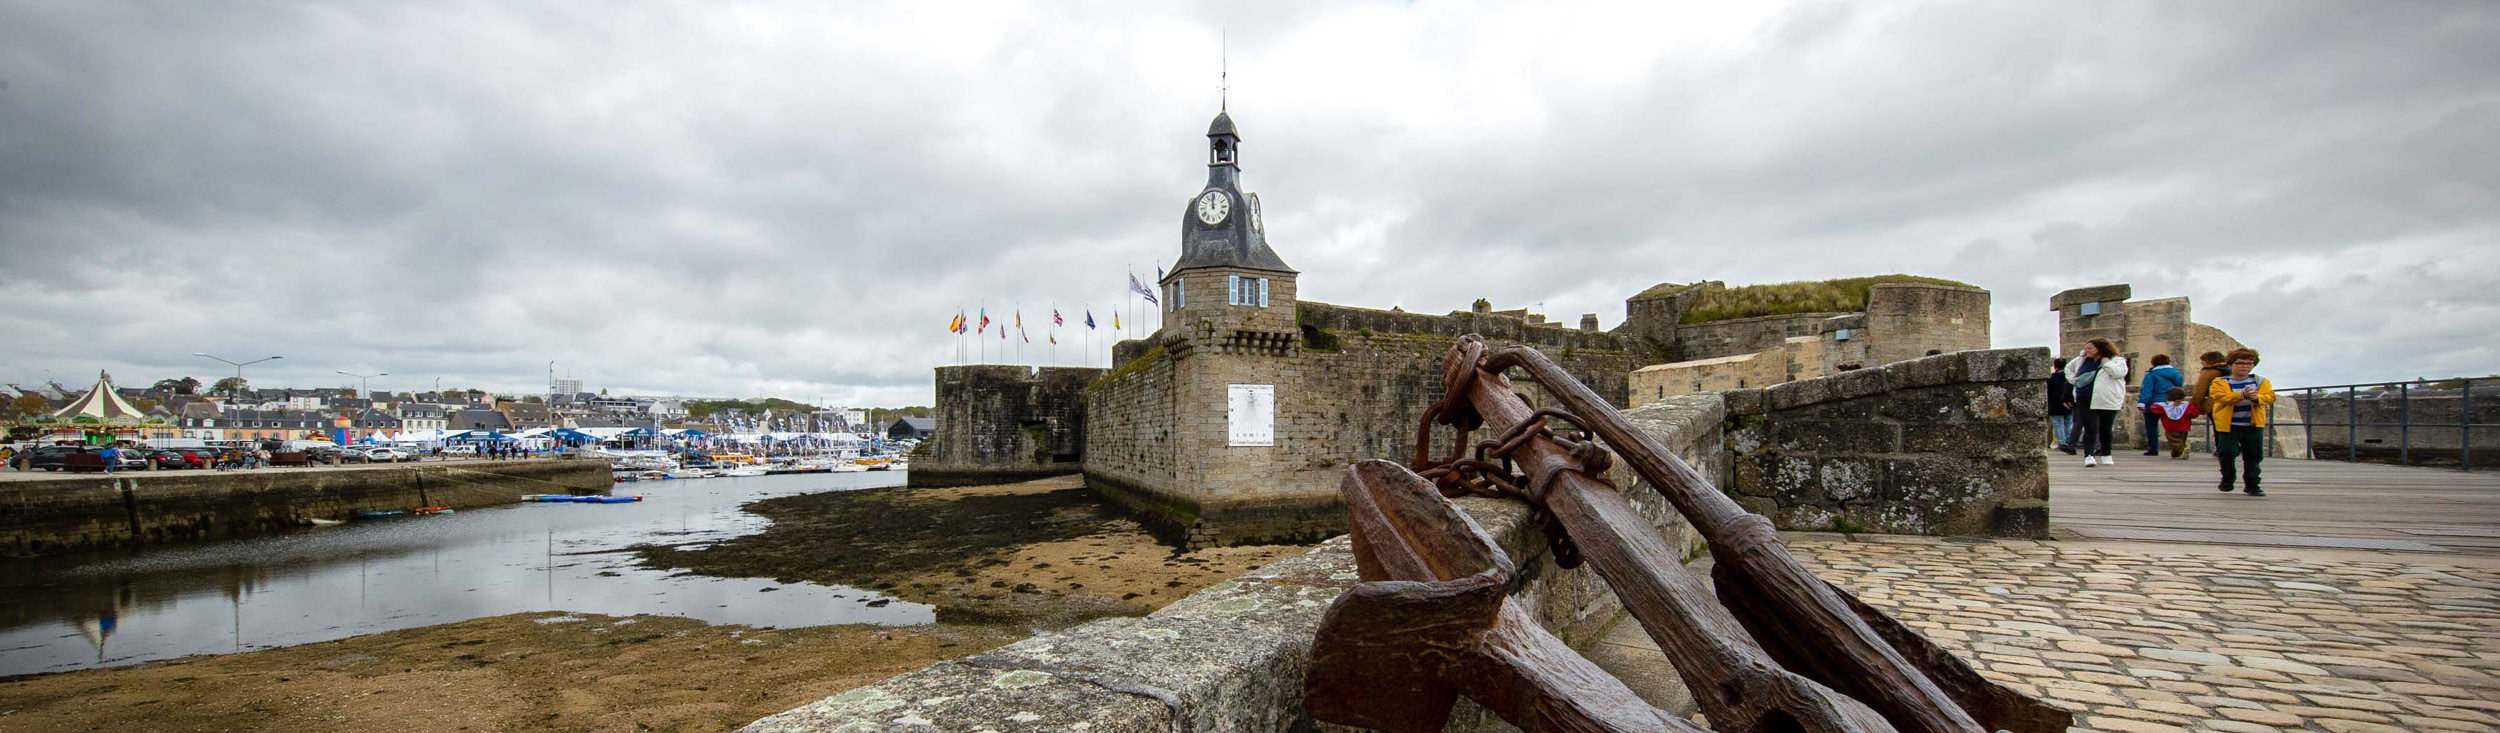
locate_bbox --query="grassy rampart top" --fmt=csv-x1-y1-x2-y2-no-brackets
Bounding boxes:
1680,274,1975,324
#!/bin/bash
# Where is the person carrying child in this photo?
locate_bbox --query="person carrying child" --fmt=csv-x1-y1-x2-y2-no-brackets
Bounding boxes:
2207,348,2277,496
2144,387,2201,459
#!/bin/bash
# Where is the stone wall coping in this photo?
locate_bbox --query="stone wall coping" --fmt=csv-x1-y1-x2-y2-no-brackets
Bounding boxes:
1865,281,1990,295
2048,284,2131,310
1728,347,2052,416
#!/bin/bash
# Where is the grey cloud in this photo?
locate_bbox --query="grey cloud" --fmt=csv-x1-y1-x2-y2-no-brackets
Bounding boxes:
2,0,2495,403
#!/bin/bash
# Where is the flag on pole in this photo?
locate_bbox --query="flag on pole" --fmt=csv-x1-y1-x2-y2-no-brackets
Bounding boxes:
1053,309,1064,326
1049,333,1057,345
1085,311,1096,329
1129,273,1158,305
978,309,990,333
948,312,965,333
1113,312,1121,330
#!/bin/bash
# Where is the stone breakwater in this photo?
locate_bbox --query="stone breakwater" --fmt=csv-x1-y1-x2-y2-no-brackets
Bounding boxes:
0,459,613,557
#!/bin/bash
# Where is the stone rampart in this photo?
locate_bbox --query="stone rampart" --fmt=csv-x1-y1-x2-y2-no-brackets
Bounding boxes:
1863,283,1990,367
911,366,1105,488
1721,348,2053,538
743,396,1721,733
1675,312,1850,363
0,459,612,557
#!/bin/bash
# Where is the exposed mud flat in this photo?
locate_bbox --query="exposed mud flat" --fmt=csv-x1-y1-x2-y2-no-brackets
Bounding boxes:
0,474,1311,732
0,611,1025,733
633,474,1307,627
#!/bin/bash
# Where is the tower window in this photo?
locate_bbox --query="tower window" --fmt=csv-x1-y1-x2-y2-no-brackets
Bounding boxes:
1170,278,1185,312
1229,275,1269,307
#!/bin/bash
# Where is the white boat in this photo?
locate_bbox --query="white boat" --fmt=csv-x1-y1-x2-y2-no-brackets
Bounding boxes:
666,467,715,479
719,466,767,477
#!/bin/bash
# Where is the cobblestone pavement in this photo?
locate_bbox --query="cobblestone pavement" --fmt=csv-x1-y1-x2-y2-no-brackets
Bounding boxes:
1787,535,2500,733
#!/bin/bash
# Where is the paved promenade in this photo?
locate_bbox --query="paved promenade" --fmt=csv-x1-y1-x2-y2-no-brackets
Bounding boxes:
1792,535,2500,733
2048,452,2500,555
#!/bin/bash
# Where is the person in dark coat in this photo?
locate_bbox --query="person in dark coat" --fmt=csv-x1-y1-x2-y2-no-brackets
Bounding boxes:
2136,354,2183,456
2048,358,2077,454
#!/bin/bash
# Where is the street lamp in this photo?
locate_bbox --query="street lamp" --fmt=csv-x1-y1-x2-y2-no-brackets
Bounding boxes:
335,370,387,399
193,353,282,394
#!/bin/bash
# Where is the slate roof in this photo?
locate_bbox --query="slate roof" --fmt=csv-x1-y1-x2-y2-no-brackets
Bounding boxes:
1207,110,1237,138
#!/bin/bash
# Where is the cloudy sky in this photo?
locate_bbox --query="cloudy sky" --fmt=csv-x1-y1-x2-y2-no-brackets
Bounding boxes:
2,1,2494,406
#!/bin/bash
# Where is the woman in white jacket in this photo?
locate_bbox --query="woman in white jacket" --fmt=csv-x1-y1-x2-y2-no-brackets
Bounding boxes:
2063,338,2130,466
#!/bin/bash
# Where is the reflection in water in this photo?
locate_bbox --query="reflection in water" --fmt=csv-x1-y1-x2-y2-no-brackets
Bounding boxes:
0,472,925,676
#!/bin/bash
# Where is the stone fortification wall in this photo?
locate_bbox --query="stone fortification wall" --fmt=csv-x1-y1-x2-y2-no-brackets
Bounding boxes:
1297,301,1630,354
743,397,1721,733
1721,348,2053,538
1863,283,1991,367
911,366,1105,488
2296,387,2500,468
1674,312,1851,363
1615,281,1713,359
1086,323,1635,548
0,459,612,557
1631,350,1786,406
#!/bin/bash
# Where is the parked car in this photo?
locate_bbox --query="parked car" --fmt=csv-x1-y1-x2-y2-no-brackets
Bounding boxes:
15,445,87,471
132,448,192,470
301,445,349,464
362,447,413,463
442,444,478,456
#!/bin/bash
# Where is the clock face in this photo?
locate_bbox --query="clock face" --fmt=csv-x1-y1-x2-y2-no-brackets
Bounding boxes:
1195,190,1230,225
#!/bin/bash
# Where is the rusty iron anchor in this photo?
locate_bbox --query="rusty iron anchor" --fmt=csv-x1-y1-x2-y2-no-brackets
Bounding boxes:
1306,335,2070,733
1305,459,1710,733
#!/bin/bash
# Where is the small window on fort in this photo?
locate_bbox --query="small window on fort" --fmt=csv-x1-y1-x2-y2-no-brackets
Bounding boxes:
1228,275,1269,307
2079,302,2102,316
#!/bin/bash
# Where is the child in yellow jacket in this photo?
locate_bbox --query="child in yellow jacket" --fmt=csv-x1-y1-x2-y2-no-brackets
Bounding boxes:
2207,348,2277,496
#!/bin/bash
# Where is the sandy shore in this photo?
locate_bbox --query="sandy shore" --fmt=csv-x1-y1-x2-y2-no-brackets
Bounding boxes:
0,475,1308,732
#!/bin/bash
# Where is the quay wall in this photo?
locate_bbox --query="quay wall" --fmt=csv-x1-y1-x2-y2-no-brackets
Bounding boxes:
910,366,1105,488
743,396,1719,733
1721,348,2054,538
0,459,612,557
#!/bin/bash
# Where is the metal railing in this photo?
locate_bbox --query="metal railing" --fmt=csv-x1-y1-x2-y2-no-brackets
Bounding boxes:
2258,377,2495,471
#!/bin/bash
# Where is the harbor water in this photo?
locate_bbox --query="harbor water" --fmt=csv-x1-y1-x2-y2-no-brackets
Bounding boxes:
0,471,927,677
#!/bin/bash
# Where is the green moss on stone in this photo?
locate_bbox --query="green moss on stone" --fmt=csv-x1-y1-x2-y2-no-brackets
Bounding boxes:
1680,275,1976,324
1088,346,1165,392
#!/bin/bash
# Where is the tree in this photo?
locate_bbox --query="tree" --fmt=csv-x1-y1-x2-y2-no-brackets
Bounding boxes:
7,394,49,419
152,377,201,395
131,397,159,412
211,377,249,396
522,395,544,404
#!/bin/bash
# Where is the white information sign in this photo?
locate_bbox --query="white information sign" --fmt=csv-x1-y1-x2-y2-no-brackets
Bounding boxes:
1227,384,1275,447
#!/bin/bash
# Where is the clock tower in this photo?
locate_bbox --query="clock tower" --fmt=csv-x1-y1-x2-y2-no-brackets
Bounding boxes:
1160,109,1297,347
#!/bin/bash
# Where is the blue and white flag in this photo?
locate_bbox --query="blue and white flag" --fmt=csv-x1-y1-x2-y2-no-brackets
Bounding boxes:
1129,272,1158,305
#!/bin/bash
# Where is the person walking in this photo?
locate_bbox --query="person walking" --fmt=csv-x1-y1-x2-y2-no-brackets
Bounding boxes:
2064,338,2130,466
2145,387,2202,459
2136,354,2183,456
2208,348,2276,496
2048,358,2078,454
